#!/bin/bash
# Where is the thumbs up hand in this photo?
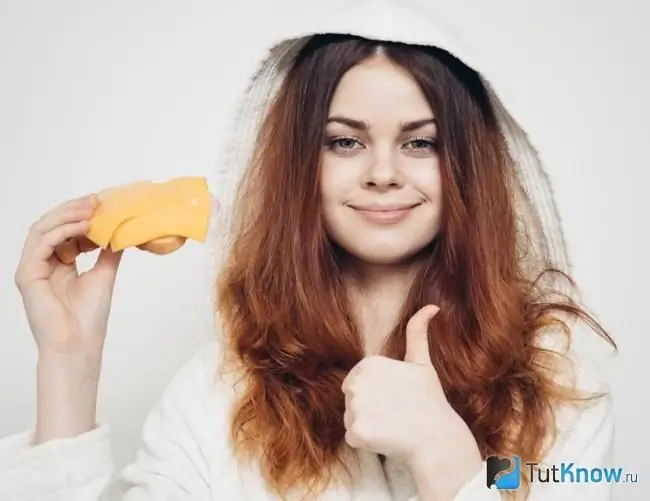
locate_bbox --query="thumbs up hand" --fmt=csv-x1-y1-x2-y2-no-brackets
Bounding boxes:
341,304,482,499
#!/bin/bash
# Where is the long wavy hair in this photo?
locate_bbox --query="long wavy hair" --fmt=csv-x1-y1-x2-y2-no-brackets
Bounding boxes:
215,34,615,500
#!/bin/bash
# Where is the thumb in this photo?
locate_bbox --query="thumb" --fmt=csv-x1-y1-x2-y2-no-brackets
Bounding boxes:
405,304,440,365
93,247,123,281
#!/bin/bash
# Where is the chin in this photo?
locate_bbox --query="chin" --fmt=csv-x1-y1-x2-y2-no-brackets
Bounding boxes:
340,243,429,266
325,222,439,267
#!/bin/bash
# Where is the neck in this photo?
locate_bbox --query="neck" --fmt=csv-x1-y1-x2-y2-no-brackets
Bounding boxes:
341,254,425,355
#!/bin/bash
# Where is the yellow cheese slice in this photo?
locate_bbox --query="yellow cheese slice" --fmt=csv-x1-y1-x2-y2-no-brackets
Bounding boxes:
87,176,210,250
109,191,211,251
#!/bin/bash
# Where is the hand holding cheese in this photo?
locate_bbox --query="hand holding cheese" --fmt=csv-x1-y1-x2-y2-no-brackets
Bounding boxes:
55,176,211,264
14,193,123,359
13,176,213,443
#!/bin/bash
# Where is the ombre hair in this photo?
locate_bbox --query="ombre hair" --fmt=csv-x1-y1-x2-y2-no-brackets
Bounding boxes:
215,34,615,500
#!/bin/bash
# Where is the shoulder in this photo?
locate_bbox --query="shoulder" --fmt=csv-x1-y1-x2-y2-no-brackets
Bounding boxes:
107,343,246,497
166,340,226,388
158,339,237,413
141,340,238,459
539,314,616,466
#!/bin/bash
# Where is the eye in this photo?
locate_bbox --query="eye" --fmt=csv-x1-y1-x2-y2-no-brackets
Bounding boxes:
403,137,438,151
326,136,365,154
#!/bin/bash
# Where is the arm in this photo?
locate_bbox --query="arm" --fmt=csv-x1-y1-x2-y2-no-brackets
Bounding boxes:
0,341,224,501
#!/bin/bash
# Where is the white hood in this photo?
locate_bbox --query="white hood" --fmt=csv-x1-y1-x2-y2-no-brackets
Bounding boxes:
206,0,571,294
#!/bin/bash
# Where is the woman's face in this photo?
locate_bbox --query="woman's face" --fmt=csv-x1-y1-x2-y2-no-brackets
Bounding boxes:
320,53,442,265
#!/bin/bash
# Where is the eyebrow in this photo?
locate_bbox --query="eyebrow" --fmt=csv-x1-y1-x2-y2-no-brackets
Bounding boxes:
326,116,437,133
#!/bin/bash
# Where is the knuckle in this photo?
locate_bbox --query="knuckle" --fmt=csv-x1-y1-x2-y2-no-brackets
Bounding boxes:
345,428,364,448
349,417,372,442
13,270,24,289
13,266,30,290
36,211,50,225
343,406,351,422
345,392,365,417
349,396,364,416
30,213,51,234
40,229,56,247
343,379,359,396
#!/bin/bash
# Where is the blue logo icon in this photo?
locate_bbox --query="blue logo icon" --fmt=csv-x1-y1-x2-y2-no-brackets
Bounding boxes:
486,455,521,490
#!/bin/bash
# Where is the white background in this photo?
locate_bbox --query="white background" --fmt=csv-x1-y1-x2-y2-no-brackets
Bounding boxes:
1,0,647,498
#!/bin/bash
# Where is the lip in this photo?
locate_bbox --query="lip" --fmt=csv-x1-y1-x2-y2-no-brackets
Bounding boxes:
348,202,421,224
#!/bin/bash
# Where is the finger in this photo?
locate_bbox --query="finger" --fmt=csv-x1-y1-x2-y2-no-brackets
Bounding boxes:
77,236,99,253
15,221,90,287
343,394,353,430
341,356,388,394
29,195,97,237
341,360,365,394
342,391,365,450
92,247,123,280
345,427,364,450
23,196,97,258
54,238,81,265
29,220,90,262
404,304,440,365
137,236,186,255
54,235,99,265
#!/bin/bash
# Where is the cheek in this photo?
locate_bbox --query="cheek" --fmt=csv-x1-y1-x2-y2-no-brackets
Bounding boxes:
319,165,338,230
319,158,358,206
418,161,443,202
319,168,355,241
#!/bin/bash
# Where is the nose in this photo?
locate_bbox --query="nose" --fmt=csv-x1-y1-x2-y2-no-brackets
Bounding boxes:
362,151,403,190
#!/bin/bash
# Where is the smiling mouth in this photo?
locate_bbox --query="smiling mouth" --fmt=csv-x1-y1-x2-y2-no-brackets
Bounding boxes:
347,202,422,212
347,202,421,224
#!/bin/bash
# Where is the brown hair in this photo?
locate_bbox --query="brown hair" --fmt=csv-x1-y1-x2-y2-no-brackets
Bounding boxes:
215,34,615,500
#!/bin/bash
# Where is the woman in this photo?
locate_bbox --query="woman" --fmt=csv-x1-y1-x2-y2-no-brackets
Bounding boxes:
1,2,616,500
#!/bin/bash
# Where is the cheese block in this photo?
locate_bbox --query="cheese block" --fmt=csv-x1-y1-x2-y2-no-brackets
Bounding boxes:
87,176,211,252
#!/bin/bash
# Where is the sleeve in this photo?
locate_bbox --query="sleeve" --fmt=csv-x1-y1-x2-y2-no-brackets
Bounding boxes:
0,341,223,501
